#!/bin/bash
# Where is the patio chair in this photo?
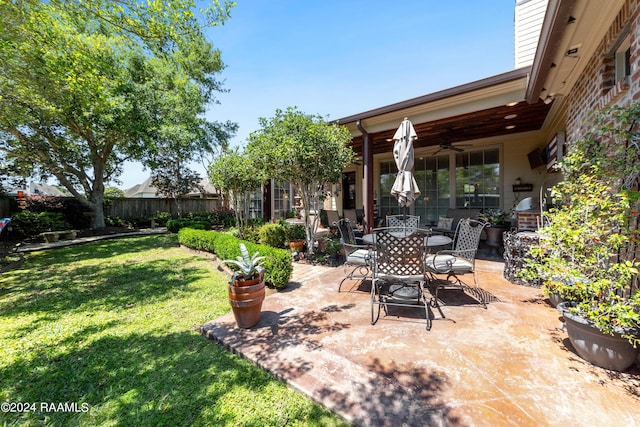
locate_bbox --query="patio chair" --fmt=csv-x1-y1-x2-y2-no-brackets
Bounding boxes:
371,227,432,330
386,214,420,233
335,218,372,292
324,210,341,230
425,218,488,310
343,209,363,237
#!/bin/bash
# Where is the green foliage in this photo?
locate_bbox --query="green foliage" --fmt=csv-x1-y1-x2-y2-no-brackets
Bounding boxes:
178,228,293,289
23,196,92,229
522,104,640,345
222,243,267,281
478,209,509,226
259,223,287,248
105,216,126,227
11,210,71,237
209,206,236,228
0,0,236,228
104,187,125,198
247,107,355,253
241,224,261,243
324,237,342,255
284,224,306,242
208,148,263,236
166,218,210,233
152,211,172,226
0,234,343,426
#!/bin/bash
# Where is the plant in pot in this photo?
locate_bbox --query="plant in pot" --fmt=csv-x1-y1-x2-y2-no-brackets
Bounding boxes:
325,237,342,266
523,104,640,371
222,244,268,328
478,208,510,252
285,223,306,254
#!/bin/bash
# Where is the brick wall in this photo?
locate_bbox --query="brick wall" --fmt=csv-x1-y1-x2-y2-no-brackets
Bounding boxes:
566,0,640,141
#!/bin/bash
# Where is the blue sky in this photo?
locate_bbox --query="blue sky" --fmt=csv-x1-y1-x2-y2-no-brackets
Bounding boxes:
118,0,516,189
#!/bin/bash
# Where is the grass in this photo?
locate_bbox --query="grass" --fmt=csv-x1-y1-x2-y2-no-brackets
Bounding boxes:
0,234,347,426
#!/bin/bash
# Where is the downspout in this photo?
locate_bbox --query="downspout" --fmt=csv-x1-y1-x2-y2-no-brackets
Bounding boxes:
357,120,374,233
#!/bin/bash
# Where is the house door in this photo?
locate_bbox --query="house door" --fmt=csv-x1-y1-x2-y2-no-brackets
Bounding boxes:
342,172,356,210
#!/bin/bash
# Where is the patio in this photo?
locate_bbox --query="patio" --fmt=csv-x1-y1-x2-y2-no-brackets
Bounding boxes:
201,257,640,426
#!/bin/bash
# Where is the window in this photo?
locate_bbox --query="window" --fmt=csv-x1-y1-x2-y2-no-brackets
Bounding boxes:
414,154,450,224
615,36,631,82
378,160,398,219
247,187,263,219
455,148,500,209
272,179,292,219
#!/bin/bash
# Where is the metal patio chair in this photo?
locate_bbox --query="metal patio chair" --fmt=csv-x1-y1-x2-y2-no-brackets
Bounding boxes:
386,214,420,234
371,227,432,330
425,218,488,310
335,218,372,292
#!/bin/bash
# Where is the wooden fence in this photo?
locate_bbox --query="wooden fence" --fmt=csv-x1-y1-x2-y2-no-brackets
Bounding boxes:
105,198,220,220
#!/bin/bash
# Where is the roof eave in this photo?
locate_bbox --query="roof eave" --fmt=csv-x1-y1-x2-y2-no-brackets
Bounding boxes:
334,67,532,125
525,0,577,104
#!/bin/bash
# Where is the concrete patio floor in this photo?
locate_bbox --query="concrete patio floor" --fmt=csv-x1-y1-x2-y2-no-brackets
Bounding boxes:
201,258,640,427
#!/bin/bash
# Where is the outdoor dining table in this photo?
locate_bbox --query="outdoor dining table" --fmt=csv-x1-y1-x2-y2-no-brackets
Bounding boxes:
361,231,452,248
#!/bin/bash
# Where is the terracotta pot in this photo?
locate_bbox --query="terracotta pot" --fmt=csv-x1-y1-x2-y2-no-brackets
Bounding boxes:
558,302,639,371
228,274,265,328
288,239,304,252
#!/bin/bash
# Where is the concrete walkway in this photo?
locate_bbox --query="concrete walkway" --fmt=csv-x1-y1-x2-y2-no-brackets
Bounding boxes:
202,260,640,427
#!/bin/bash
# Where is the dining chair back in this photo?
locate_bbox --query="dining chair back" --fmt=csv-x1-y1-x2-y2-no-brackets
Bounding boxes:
371,227,432,330
386,214,420,233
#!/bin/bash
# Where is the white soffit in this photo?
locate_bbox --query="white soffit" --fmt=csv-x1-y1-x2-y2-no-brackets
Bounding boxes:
541,0,625,98
348,78,527,135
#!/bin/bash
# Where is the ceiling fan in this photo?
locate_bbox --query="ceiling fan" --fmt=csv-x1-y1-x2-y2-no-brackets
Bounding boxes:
428,140,470,155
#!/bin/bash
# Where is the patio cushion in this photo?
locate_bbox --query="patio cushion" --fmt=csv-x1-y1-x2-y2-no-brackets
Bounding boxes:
425,254,473,274
437,216,454,230
346,248,371,265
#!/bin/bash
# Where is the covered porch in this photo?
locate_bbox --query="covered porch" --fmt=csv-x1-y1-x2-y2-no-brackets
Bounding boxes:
331,67,558,231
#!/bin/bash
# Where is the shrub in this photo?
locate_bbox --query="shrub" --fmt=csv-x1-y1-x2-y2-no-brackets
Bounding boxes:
178,228,292,289
242,225,261,244
24,196,91,229
105,216,126,227
167,219,210,233
11,210,71,237
210,206,236,228
259,223,286,248
284,224,306,241
152,211,172,226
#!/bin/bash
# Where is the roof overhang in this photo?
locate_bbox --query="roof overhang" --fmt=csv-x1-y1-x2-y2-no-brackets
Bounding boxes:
526,0,626,104
334,67,552,156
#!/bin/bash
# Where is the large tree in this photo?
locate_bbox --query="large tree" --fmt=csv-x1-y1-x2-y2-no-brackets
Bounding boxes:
247,107,355,254
0,0,236,228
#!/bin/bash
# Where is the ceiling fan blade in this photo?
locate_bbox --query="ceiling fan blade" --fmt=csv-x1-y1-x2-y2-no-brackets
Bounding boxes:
451,146,465,152
432,148,443,155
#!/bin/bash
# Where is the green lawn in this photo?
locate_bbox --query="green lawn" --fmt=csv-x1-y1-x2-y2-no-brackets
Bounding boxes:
0,234,347,426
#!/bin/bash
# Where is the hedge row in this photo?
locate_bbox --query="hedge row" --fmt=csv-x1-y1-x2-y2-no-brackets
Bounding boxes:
177,228,293,290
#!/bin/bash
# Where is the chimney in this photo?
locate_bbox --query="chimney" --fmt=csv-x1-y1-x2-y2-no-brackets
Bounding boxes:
514,0,549,68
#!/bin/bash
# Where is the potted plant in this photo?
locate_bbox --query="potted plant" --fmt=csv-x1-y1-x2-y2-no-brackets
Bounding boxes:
285,223,306,253
523,104,640,371
222,244,268,328
478,208,510,251
325,237,342,266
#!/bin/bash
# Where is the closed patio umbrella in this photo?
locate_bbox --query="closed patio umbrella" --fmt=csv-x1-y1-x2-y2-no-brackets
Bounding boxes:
390,117,420,208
